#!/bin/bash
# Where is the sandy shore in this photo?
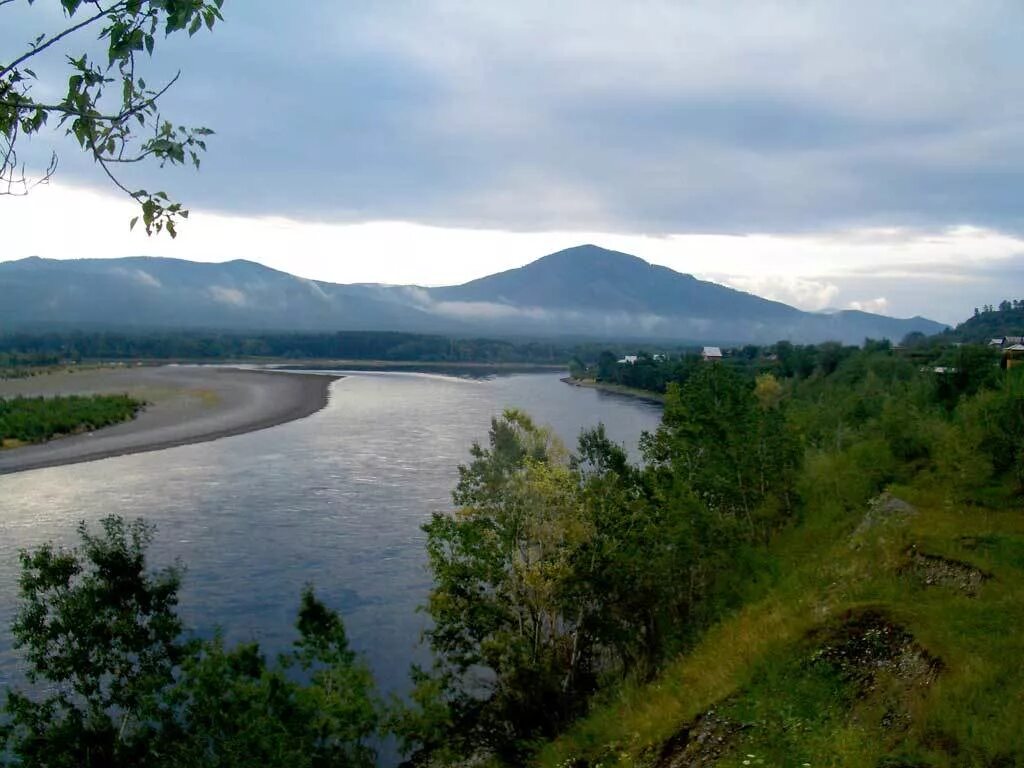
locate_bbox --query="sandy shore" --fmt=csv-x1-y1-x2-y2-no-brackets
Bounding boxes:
0,366,338,475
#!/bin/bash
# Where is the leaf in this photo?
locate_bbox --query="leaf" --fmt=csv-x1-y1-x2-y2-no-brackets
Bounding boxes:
130,216,139,231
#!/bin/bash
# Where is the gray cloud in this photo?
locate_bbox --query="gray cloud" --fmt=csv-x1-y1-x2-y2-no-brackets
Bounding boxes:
6,1,1024,238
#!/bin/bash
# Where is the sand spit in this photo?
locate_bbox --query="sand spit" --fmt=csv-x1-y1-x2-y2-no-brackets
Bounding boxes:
0,366,338,475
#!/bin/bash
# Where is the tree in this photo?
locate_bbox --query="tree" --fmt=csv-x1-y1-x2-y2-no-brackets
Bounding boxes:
408,410,596,761
596,350,618,382
643,364,800,541
1,516,381,768
1,0,224,236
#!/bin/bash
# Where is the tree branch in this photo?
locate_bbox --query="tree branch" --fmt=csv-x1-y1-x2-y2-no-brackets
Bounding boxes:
0,2,126,80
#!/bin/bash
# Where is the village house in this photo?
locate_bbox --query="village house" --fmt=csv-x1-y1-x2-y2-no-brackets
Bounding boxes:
990,336,1024,349
618,355,638,365
1004,344,1024,370
702,346,723,362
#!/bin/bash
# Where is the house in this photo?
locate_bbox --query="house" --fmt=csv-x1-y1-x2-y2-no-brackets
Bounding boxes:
1004,344,1024,370
991,336,1024,349
702,346,723,362
618,355,638,365
652,354,666,362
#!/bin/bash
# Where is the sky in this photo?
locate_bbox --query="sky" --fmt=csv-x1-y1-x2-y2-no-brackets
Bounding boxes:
2,1,1024,324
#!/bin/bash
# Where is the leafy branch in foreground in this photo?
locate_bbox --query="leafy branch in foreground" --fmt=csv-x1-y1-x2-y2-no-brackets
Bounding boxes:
0,0,224,236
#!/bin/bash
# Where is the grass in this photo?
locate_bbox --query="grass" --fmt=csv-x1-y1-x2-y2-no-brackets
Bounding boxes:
538,483,1024,767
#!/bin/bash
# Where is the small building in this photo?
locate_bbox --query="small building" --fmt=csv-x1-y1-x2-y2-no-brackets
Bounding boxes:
702,346,723,362
618,355,638,365
991,336,1024,349
1004,344,1024,370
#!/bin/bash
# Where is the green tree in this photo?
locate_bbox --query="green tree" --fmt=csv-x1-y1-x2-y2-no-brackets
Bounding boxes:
1,516,380,768
596,350,618,381
409,411,594,761
1,0,224,235
644,364,800,541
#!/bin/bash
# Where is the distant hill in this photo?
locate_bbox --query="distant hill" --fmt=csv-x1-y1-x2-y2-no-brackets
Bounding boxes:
0,246,946,344
939,306,1024,343
0,256,451,334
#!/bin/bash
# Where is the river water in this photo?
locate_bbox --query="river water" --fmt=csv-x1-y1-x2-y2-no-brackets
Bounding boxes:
0,371,661,703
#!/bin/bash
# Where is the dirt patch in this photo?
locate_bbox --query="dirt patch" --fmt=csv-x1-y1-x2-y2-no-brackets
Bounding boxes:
652,707,746,768
808,609,942,694
854,493,917,538
902,547,992,597
651,610,941,767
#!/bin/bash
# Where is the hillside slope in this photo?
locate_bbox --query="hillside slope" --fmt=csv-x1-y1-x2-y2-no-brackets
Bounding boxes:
940,306,1024,343
540,488,1024,767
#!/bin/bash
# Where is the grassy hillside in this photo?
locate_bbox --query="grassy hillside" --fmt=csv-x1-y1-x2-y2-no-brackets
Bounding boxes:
539,485,1023,767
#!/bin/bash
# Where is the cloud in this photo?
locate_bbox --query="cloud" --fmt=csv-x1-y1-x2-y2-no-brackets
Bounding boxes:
716,276,841,312
6,2,1024,236
847,297,890,314
208,286,247,306
111,267,162,288
400,285,679,333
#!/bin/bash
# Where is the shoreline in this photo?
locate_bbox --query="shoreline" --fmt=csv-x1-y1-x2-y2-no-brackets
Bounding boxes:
560,376,666,404
0,367,338,476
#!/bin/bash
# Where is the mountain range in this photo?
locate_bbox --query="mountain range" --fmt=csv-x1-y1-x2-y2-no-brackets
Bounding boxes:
0,245,946,344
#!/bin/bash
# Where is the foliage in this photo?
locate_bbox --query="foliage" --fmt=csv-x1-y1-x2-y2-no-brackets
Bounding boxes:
942,301,1024,343
404,365,802,763
537,345,1024,768
4,336,1021,767
0,393,141,443
0,517,380,768
1,0,224,234
0,330,644,367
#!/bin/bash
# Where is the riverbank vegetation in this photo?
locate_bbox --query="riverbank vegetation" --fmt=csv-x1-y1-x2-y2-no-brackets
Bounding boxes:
2,337,1021,767
0,394,142,446
0,518,378,768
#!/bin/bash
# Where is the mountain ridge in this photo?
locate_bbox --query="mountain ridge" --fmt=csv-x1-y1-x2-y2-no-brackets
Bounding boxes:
0,246,947,344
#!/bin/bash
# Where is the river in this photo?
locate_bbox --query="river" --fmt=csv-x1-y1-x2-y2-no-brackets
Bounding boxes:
0,371,662,704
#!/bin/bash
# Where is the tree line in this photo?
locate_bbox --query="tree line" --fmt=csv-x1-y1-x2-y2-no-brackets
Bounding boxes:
0,331,667,369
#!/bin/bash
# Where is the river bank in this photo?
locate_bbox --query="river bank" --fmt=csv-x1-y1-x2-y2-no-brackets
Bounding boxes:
0,366,338,475
560,376,666,404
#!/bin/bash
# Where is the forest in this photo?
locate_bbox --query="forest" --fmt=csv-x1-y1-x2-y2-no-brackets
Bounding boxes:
1,339,1022,766
0,330,645,370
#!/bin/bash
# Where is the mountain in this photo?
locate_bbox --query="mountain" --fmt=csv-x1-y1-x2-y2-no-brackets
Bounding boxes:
0,247,947,344
0,256,454,334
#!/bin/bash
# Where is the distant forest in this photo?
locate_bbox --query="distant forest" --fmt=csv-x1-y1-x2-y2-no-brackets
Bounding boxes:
0,330,685,369
1,299,1020,373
